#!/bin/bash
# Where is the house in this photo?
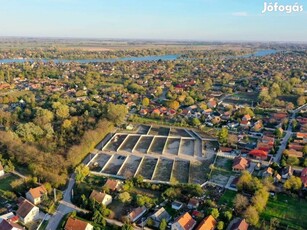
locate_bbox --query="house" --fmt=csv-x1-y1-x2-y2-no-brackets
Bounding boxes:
128,206,147,223
242,114,251,121
103,179,122,192
187,198,200,209
240,120,251,128
25,185,47,205
149,207,171,227
219,147,233,153
0,219,24,230
282,166,293,179
171,212,196,230
232,157,249,172
0,163,4,177
64,217,93,230
89,190,112,206
301,168,307,188
207,99,217,109
296,132,307,141
248,149,268,160
229,218,249,230
195,215,216,230
286,149,303,158
16,199,39,224
262,167,274,178
171,201,183,210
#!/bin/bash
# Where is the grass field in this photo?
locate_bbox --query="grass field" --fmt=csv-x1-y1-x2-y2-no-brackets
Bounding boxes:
261,193,307,229
0,173,20,191
218,190,236,207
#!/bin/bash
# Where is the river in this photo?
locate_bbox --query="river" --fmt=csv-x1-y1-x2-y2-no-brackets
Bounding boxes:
0,50,279,64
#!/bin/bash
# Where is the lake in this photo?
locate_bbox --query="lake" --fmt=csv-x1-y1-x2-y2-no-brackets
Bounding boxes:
0,50,279,64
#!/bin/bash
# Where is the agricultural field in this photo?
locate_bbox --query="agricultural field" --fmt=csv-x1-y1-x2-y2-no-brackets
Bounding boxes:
164,138,180,155
152,158,174,182
117,155,142,178
88,153,111,172
102,154,126,175
104,134,127,151
171,160,190,183
149,137,167,154
134,136,154,153
118,135,140,152
136,157,158,180
170,128,191,137
179,139,195,156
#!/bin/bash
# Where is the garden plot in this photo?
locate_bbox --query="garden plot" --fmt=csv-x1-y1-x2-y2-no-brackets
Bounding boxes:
137,125,151,134
104,134,127,151
210,170,232,186
152,158,174,182
149,126,170,136
189,161,208,184
118,155,142,178
170,128,191,137
171,160,190,183
118,135,140,152
136,157,158,179
102,154,126,175
89,153,111,172
164,138,180,155
134,136,153,153
149,137,167,154
179,139,195,156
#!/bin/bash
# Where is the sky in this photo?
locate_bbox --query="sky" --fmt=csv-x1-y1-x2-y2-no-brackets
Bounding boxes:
0,0,307,42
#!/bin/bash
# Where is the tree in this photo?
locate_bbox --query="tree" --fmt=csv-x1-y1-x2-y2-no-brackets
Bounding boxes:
275,128,283,139
223,211,232,222
118,192,132,204
211,208,219,219
303,145,307,155
53,102,70,119
297,96,306,106
191,118,201,127
167,100,180,110
286,156,299,166
92,210,106,226
75,164,90,182
251,188,269,212
106,103,128,126
243,206,259,226
233,194,249,213
217,221,224,230
218,127,228,144
159,219,167,230
121,223,133,230
142,97,150,107
284,176,302,191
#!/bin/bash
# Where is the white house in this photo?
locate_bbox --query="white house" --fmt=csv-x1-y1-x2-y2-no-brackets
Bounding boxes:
0,163,5,177
128,206,147,223
89,190,112,206
16,199,39,224
26,185,47,205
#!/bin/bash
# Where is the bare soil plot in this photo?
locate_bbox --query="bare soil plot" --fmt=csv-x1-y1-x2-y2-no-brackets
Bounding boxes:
152,158,174,182
170,128,191,137
149,137,167,154
118,135,140,152
134,136,153,153
164,138,180,155
215,157,233,171
104,134,127,151
171,160,190,183
118,155,142,178
136,157,158,179
189,161,208,184
148,126,160,135
89,153,111,172
210,170,232,186
179,139,195,156
137,125,151,134
102,154,126,175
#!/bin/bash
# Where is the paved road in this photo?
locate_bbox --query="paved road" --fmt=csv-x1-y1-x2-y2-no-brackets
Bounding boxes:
273,103,307,163
46,174,81,230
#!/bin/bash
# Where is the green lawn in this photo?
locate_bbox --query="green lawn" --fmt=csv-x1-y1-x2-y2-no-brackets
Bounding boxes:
261,193,307,229
218,190,236,207
0,173,20,190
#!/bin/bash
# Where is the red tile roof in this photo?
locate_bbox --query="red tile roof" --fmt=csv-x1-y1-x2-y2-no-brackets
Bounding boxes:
65,217,92,230
28,185,47,199
249,149,268,158
175,212,196,230
232,157,249,170
196,215,216,230
230,218,249,230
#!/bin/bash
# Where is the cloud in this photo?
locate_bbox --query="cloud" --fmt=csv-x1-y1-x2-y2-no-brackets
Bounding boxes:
232,12,248,17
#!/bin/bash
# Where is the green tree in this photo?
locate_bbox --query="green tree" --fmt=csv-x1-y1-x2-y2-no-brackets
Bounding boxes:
106,103,128,126
243,206,259,226
284,176,302,191
275,128,283,139
75,164,90,182
211,208,219,219
192,117,201,127
118,192,132,204
142,97,150,107
297,96,306,106
159,219,167,230
217,221,224,230
218,127,229,144
167,100,180,110
223,211,232,222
